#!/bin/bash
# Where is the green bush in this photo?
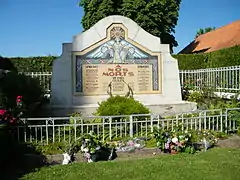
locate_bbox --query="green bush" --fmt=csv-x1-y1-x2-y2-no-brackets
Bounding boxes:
173,53,208,70
8,56,56,72
95,95,150,116
187,91,204,103
0,72,43,111
173,45,240,70
33,142,64,155
3,45,240,72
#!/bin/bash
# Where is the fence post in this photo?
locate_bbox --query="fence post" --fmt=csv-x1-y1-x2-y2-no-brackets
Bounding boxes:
150,115,154,133
225,109,228,133
52,118,55,143
102,118,105,141
129,115,133,138
220,110,223,132
81,118,84,136
46,119,48,145
74,117,77,141
199,112,202,131
109,117,112,141
24,118,27,142
204,111,207,130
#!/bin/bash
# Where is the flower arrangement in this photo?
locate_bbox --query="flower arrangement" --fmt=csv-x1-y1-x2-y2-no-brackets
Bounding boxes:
0,95,24,125
153,126,217,154
197,130,218,151
58,139,82,165
110,137,146,152
169,131,196,154
80,131,117,163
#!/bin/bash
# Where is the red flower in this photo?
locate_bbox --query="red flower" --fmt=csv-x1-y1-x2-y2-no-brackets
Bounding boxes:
0,109,6,116
16,95,23,105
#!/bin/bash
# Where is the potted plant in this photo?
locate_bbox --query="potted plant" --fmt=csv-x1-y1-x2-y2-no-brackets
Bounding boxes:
59,139,81,165
154,128,171,153
170,136,179,154
80,131,117,163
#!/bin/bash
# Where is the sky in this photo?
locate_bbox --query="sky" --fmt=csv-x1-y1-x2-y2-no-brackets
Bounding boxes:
0,0,239,57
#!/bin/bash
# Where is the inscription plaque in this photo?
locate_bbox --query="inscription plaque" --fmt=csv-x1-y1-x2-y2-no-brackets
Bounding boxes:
82,64,153,95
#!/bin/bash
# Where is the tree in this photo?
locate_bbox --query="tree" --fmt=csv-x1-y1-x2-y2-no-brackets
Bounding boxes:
79,0,182,53
0,56,16,72
195,27,216,39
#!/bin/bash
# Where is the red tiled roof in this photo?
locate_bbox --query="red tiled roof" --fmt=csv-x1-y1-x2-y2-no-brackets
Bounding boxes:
179,20,240,54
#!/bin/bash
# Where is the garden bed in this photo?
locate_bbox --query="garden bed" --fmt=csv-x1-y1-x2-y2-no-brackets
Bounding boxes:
22,148,161,166
21,135,240,166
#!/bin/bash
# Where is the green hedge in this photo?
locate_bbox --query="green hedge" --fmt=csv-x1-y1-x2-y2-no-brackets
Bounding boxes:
173,45,240,70
4,45,240,72
8,56,56,72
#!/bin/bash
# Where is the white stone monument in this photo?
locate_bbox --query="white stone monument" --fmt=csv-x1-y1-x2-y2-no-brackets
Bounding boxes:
49,15,196,116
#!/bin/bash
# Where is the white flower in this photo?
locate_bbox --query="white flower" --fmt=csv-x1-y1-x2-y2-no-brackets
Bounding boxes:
184,130,188,134
179,135,184,140
88,158,93,163
172,137,178,143
80,145,84,151
135,143,141,148
83,148,89,153
185,138,188,141
62,153,71,165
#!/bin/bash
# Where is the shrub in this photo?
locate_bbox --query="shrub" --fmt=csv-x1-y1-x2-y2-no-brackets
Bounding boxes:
187,91,203,103
173,45,240,70
8,56,56,72
173,53,208,70
4,45,240,72
95,95,150,116
0,56,17,71
0,72,43,114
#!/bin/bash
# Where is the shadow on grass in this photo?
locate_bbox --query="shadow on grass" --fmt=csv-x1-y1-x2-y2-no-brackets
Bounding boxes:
0,125,46,180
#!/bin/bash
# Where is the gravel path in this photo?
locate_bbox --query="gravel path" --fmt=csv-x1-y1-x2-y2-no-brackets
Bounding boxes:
216,135,240,148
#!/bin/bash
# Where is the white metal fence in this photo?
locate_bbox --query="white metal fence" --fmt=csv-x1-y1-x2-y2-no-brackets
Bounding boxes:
23,72,52,93
179,66,240,92
23,66,240,93
15,108,239,144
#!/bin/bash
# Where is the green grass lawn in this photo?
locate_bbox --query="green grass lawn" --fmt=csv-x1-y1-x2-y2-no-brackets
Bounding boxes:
21,148,240,180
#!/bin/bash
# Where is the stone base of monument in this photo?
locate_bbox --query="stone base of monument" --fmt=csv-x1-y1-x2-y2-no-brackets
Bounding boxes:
43,101,197,117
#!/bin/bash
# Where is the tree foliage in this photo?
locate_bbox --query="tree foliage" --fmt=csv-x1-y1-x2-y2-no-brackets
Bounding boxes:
79,0,182,52
0,56,16,71
195,27,216,39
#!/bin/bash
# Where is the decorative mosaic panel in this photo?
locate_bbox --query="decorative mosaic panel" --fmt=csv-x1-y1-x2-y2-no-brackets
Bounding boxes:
75,26,159,93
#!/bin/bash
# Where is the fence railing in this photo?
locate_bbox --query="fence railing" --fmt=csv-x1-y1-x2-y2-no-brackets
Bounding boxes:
179,66,240,92
15,108,239,144
23,65,240,93
23,72,52,93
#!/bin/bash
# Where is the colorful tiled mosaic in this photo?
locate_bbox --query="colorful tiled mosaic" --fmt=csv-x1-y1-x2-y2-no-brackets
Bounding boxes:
75,27,159,92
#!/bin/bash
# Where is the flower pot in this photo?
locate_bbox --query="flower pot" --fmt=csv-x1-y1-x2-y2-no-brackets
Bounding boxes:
62,153,71,165
170,149,178,154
